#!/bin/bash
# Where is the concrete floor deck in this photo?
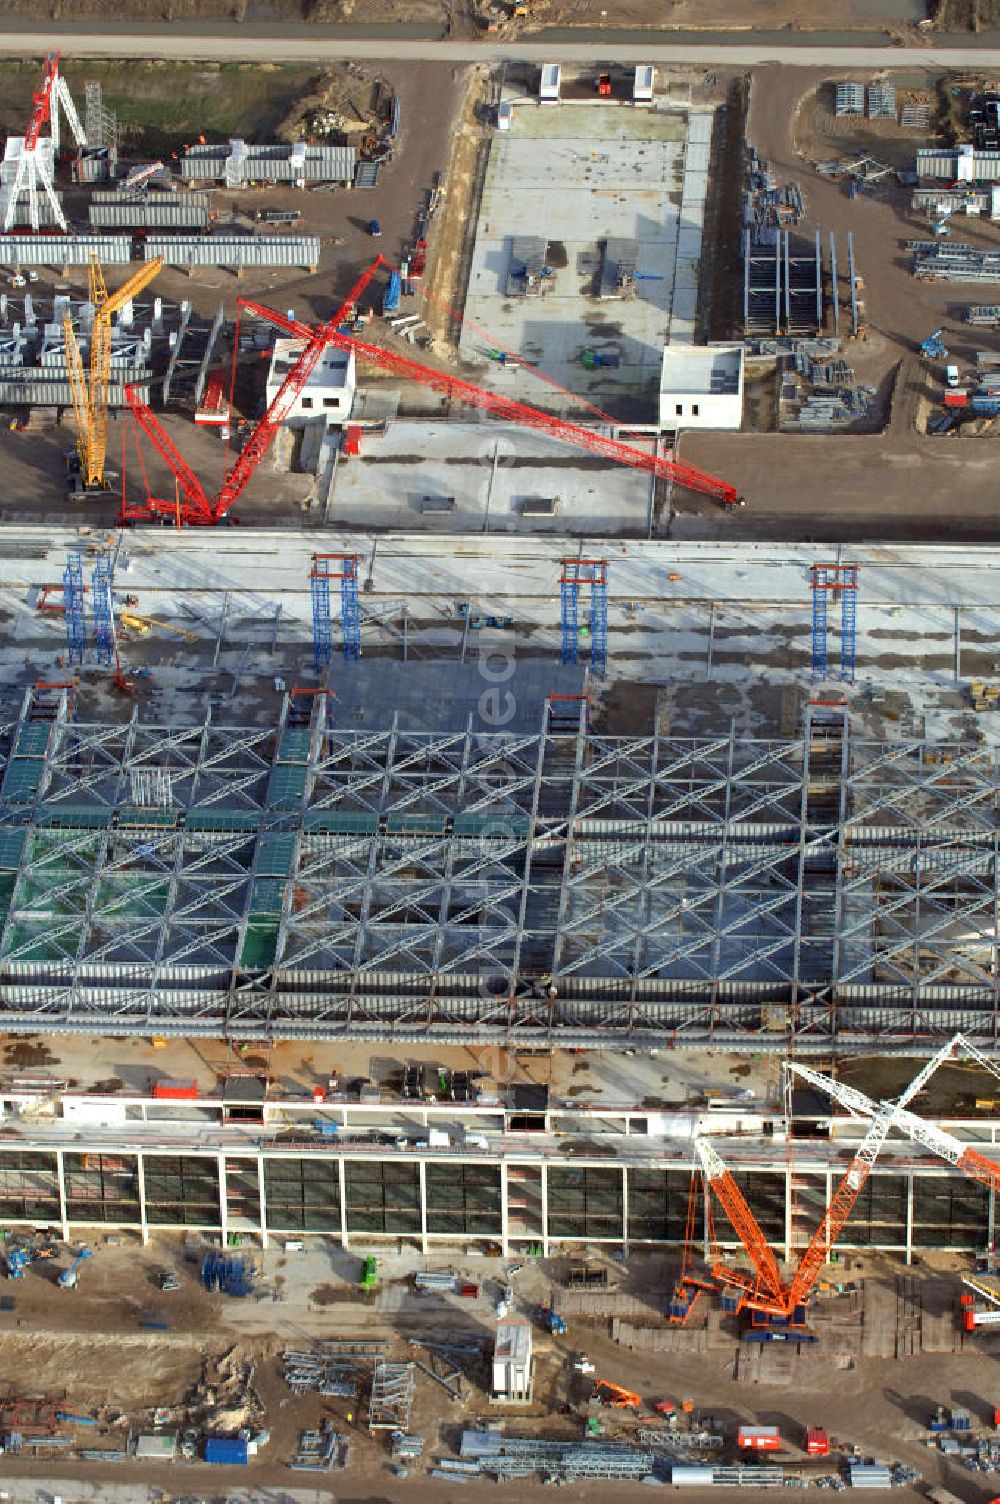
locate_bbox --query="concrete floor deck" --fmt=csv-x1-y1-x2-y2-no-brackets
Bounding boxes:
460,100,709,419
327,421,656,534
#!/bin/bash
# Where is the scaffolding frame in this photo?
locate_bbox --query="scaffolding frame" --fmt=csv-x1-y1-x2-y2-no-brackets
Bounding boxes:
560,559,608,676
62,554,86,666
92,555,114,667
310,553,361,668
810,563,859,682
0,692,998,1049
368,1361,415,1430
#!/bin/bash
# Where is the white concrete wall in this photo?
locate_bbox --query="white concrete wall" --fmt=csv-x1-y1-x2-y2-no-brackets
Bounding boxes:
660,389,742,430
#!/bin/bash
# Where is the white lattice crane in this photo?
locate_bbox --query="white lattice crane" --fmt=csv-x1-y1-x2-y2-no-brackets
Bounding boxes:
786,1035,1000,1199
0,52,87,233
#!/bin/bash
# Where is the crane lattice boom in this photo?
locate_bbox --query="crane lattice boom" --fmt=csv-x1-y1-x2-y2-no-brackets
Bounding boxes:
323,327,738,504
124,253,738,523
788,1042,1000,1201
703,1039,968,1321
237,268,740,508
65,254,163,488
124,257,387,526
695,1138,784,1304
24,53,59,151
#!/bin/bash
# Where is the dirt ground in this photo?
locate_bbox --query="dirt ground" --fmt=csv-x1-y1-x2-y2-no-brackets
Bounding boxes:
662,63,1000,538
0,1244,996,1503
0,55,472,522
0,0,941,33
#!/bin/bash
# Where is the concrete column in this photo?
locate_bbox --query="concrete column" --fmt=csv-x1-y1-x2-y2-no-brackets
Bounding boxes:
988,1175,996,1264
784,1165,793,1264
137,1150,149,1246
905,1172,914,1267
218,1153,228,1247
339,1158,348,1250
257,1155,268,1251
500,1161,510,1257
56,1149,69,1242
621,1166,629,1258
540,1163,549,1257
419,1160,428,1256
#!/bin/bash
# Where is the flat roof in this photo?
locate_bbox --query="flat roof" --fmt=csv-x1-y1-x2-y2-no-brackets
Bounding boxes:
325,420,653,534
460,102,711,419
661,345,743,396
269,337,352,388
495,1319,532,1362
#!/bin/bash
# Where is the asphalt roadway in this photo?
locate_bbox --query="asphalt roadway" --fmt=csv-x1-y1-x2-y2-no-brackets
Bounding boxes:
9,24,1000,68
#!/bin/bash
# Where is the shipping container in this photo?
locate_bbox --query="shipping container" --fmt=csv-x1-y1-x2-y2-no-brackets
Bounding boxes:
539,64,561,104
806,1426,830,1456
669,1465,716,1486
943,391,968,407
633,65,655,102
151,1079,198,1100
204,1436,249,1465
738,1425,781,1452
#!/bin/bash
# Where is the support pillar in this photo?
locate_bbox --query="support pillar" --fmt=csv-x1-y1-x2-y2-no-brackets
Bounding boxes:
988,1176,995,1265
218,1153,228,1247
137,1150,149,1246
621,1166,629,1259
540,1162,549,1257
56,1148,69,1242
419,1159,428,1256
784,1165,793,1264
257,1154,268,1251
496,1155,508,1263
905,1172,914,1267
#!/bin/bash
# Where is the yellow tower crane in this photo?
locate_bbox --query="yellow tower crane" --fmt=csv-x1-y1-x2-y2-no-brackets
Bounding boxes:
64,253,164,489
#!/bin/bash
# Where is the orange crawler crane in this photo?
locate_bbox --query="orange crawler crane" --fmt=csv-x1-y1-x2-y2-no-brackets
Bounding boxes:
695,1036,959,1334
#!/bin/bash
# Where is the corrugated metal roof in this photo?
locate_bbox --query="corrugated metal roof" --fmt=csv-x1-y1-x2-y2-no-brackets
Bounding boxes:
0,236,131,265
180,143,355,183
89,201,209,229
142,236,320,267
916,150,959,177
3,199,63,228
0,376,150,407
92,190,209,207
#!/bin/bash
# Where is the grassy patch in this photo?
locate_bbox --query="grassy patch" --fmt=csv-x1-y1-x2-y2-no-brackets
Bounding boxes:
0,60,321,155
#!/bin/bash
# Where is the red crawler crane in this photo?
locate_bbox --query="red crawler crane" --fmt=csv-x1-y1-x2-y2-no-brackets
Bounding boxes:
122,256,740,525
240,298,741,509
122,256,390,526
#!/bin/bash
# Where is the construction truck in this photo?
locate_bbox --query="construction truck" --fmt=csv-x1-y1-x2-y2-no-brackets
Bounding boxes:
594,1379,642,1410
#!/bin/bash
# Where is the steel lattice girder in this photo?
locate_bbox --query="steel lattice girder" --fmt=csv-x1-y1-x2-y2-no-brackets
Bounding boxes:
1,694,1000,1049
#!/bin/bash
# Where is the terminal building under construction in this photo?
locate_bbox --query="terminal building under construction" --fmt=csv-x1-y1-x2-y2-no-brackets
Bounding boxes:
0,686,997,1049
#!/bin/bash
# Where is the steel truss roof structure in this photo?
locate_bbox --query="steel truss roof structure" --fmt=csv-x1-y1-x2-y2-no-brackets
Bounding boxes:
0,689,1000,1051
